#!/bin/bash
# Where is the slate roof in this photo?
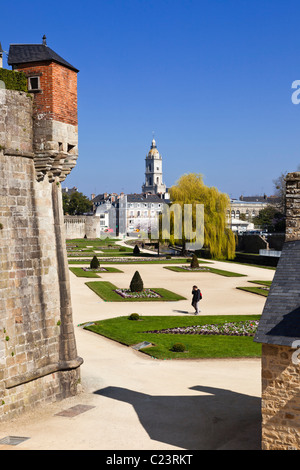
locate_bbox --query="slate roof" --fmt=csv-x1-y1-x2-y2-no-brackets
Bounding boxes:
254,239,300,346
7,44,79,72
127,193,167,203
239,196,281,204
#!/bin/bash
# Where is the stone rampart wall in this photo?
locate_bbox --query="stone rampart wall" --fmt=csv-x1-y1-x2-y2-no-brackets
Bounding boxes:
0,89,82,421
261,344,300,450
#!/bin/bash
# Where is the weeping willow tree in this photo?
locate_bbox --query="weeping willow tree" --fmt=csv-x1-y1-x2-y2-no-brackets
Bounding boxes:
166,173,236,260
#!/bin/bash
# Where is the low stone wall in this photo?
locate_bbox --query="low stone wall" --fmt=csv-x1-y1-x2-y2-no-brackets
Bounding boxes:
64,215,100,239
261,344,300,450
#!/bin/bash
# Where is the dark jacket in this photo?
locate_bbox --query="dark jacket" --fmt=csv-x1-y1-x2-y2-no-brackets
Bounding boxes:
192,288,201,303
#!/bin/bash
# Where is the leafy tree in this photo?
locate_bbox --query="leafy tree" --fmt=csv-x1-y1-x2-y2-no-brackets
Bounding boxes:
253,206,285,232
63,191,92,215
167,173,236,260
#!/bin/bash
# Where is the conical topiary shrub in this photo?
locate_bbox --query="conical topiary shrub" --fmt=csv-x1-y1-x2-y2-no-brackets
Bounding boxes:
90,255,100,269
190,253,199,269
130,270,144,292
133,244,140,255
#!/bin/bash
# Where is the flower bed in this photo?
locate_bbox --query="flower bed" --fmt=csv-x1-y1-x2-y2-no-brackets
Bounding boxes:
115,288,162,299
144,320,259,336
82,267,108,272
179,266,209,271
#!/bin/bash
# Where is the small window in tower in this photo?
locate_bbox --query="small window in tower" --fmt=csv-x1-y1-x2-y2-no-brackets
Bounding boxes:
58,142,63,152
28,76,40,91
67,144,76,154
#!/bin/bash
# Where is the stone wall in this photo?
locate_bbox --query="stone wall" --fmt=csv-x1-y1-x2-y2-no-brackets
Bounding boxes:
261,344,300,450
285,173,300,242
64,215,100,239
0,88,82,421
259,172,300,449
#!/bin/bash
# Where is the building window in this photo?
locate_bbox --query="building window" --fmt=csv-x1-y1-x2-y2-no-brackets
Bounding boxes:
28,76,40,91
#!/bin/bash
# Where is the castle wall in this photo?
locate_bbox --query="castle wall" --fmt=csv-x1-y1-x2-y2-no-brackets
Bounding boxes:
261,344,300,450
0,89,82,421
259,172,300,449
64,215,100,239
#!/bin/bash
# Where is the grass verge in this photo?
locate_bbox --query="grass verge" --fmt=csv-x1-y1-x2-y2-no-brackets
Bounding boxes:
83,315,261,359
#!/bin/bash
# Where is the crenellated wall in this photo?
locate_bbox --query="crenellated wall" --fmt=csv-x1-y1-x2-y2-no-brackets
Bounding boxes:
0,88,82,421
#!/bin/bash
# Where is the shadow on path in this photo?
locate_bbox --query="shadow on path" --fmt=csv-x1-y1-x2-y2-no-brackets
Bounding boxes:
95,385,261,450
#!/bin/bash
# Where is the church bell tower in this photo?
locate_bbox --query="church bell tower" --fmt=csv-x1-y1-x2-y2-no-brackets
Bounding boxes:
142,138,166,195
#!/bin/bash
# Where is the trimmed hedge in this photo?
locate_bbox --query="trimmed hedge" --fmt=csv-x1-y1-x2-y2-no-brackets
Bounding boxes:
0,68,28,92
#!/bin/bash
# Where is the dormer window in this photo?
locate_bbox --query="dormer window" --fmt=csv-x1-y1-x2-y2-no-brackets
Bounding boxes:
28,76,41,92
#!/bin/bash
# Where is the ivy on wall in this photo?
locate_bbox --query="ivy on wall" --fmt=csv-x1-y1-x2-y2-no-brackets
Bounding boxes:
0,68,27,92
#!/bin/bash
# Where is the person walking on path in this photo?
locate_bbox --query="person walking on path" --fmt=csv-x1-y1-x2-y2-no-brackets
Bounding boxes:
192,285,202,314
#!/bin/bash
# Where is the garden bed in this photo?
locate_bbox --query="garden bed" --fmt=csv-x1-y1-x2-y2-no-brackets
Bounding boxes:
69,267,123,278
164,266,246,277
115,288,162,299
85,281,186,302
143,320,259,336
83,315,262,359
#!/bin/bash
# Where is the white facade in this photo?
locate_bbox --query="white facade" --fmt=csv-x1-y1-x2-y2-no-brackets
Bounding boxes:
122,194,166,236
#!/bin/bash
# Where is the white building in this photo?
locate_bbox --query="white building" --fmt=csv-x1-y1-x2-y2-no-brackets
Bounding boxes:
122,193,167,236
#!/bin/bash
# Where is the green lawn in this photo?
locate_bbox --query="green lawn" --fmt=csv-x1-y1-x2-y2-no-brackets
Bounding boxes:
68,258,192,265
85,281,186,302
83,315,262,359
164,266,246,277
236,280,270,297
69,267,123,278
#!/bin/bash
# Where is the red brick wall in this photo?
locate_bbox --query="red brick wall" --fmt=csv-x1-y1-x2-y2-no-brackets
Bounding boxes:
16,62,77,126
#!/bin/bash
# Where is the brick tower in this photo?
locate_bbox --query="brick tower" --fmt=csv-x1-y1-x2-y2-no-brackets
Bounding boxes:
8,35,79,182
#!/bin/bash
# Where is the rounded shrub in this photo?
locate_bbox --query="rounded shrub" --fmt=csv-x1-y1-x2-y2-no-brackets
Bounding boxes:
128,313,140,321
171,342,186,352
130,270,144,292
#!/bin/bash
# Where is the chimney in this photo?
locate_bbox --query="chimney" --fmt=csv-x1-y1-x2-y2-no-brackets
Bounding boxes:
285,172,300,241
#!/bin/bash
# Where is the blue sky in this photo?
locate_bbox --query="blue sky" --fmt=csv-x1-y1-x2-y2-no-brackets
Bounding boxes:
1,0,300,199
